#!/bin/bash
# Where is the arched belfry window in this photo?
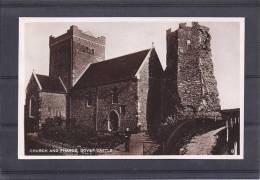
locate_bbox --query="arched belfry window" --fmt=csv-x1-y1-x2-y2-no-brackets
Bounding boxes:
112,87,119,104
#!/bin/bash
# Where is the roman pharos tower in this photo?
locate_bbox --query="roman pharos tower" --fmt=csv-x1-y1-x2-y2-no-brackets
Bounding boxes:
163,22,221,121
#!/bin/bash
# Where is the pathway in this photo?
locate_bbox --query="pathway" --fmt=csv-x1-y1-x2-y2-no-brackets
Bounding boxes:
180,126,225,155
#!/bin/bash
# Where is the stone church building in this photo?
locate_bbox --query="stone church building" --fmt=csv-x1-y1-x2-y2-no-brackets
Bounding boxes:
25,22,221,134
25,25,163,133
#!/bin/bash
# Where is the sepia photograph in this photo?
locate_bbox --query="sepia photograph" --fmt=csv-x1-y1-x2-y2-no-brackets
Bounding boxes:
18,17,244,159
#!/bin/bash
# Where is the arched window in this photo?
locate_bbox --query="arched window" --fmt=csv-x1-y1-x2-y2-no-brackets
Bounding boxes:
29,96,37,118
87,92,93,106
112,87,118,104
85,92,93,107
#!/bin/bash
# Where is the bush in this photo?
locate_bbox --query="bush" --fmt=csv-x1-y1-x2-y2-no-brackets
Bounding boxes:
40,119,125,149
41,125,67,142
69,124,97,145
156,115,179,141
40,117,67,141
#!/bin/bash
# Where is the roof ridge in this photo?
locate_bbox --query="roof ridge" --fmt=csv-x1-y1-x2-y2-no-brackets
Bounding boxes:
35,73,49,77
73,48,153,89
90,48,151,66
35,73,61,80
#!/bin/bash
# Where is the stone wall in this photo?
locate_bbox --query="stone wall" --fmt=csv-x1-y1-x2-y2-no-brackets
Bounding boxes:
39,92,67,128
96,80,138,132
49,38,72,89
71,79,138,132
72,26,105,85
71,87,97,129
165,22,221,120
162,29,181,121
137,48,163,132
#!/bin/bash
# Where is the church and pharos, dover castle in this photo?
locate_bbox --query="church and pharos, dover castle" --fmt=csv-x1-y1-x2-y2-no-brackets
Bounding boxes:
25,22,221,135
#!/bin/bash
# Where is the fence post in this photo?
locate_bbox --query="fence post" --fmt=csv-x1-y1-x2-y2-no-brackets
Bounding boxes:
234,141,238,155
226,120,229,143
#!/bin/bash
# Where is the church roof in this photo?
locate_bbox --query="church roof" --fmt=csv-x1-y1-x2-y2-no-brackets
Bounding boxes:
35,74,66,93
74,49,151,89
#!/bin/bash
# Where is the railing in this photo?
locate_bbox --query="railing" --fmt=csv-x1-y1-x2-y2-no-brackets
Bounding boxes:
225,115,240,155
221,108,240,155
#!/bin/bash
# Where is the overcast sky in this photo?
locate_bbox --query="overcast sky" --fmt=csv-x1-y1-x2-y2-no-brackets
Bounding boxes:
22,19,242,109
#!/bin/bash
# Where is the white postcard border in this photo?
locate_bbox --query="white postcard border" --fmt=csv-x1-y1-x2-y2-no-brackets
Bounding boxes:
18,17,245,159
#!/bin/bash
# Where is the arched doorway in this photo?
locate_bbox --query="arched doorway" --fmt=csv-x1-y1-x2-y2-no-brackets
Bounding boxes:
108,110,119,131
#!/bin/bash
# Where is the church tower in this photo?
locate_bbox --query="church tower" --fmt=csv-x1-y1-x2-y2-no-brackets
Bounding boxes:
165,22,221,120
49,25,105,90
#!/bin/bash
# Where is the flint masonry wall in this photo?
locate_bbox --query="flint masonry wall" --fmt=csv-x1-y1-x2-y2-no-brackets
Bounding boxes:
71,87,97,129
71,79,138,132
96,80,138,131
165,22,221,120
177,24,204,111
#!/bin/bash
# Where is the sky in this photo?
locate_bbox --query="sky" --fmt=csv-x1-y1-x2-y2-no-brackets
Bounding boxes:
21,19,242,109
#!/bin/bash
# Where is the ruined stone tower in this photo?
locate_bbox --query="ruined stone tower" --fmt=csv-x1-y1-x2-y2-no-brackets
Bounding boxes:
49,25,106,90
164,22,221,120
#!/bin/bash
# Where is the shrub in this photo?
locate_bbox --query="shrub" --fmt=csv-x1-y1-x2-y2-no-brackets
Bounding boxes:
156,115,179,141
41,124,66,142
69,124,97,145
40,119,124,149
40,117,67,141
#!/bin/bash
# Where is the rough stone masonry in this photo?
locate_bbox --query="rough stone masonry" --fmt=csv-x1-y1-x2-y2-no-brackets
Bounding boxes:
164,22,222,121
25,22,222,135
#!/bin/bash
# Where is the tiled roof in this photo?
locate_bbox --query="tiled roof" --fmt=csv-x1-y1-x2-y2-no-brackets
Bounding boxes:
74,49,151,89
35,74,66,93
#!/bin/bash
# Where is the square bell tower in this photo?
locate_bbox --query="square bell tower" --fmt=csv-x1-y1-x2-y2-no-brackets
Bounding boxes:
49,25,106,90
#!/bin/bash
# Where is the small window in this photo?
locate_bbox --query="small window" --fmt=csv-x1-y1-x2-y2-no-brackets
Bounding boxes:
187,40,191,45
29,98,32,116
88,92,93,106
112,87,119,104
86,92,93,107
29,97,36,118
